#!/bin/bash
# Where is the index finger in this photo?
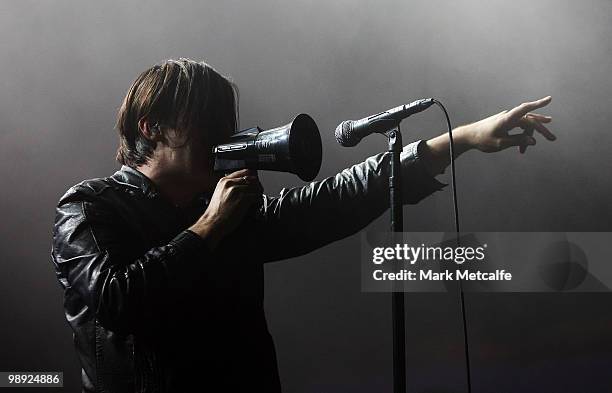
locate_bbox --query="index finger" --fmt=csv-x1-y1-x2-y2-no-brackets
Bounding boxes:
507,96,552,121
224,168,253,179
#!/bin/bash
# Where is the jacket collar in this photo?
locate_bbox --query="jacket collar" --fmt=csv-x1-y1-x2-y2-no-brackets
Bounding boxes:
110,165,160,198
111,165,211,207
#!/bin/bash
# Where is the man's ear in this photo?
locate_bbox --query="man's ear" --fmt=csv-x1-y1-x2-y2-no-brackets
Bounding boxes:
138,118,162,142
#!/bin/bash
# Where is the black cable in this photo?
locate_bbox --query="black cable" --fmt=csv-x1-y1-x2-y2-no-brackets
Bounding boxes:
433,99,472,393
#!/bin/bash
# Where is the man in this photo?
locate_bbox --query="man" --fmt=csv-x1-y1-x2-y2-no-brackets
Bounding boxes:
51,58,554,392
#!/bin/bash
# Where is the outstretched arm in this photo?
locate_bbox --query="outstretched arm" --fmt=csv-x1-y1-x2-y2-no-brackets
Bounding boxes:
420,96,555,176
239,140,446,262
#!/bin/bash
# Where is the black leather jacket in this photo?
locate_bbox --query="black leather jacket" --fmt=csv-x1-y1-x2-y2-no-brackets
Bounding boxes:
51,141,444,392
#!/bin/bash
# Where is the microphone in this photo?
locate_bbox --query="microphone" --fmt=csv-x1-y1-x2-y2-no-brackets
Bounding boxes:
335,98,435,147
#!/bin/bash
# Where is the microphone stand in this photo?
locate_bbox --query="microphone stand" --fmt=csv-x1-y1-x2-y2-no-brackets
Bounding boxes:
351,99,464,393
386,126,406,393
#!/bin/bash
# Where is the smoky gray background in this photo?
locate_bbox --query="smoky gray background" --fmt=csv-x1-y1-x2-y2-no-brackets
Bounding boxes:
0,0,611,392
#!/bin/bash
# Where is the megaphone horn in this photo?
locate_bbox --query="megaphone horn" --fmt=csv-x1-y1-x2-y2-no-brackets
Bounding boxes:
213,113,322,182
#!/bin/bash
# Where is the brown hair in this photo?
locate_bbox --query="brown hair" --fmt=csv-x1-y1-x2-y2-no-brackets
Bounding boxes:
115,58,238,167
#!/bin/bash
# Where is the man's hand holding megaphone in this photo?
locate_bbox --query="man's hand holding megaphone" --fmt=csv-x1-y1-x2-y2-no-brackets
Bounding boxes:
189,168,263,250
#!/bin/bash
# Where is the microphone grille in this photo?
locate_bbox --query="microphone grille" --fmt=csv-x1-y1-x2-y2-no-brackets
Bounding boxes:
335,121,358,147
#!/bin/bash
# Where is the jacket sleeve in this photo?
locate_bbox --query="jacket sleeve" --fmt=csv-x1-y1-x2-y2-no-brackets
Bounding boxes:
51,186,209,335
250,140,446,262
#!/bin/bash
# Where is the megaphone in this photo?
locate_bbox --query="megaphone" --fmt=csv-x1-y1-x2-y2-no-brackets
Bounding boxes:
213,113,322,182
